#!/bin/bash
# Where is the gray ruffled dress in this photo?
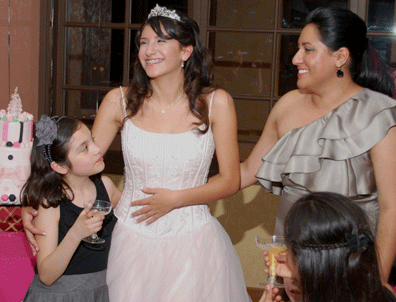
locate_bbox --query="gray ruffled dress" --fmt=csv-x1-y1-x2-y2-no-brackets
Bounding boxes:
256,89,396,236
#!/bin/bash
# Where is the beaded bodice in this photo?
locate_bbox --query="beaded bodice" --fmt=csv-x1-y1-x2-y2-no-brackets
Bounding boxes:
115,95,215,237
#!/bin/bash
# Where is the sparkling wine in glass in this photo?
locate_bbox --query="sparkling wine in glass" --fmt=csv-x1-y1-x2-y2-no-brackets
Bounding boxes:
255,235,286,288
82,200,112,244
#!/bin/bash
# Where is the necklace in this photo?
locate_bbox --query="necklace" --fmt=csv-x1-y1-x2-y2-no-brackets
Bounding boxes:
151,92,184,114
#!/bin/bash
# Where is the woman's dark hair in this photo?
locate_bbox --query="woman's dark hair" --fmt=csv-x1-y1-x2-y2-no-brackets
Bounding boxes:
126,9,214,132
284,192,389,302
21,117,98,210
306,7,395,97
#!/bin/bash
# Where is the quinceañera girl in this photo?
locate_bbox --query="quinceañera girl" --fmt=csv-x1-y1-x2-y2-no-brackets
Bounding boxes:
93,5,250,302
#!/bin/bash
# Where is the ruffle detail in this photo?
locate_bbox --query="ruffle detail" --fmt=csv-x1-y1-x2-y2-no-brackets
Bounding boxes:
256,89,396,197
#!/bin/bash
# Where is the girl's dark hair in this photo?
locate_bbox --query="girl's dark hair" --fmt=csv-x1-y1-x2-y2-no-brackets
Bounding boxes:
306,7,395,97
284,192,389,302
21,117,97,210
126,10,214,132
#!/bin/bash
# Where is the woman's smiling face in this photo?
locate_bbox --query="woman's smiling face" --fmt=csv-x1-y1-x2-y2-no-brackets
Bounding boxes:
138,24,188,80
292,23,338,92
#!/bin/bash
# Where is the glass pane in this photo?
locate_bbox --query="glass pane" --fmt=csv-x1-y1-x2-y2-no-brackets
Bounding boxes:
209,32,273,97
282,0,348,28
209,0,276,29
65,27,124,87
278,35,299,96
129,30,139,80
235,98,270,161
65,90,109,119
235,99,270,134
367,0,396,32
369,37,396,69
66,0,126,23
131,1,188,24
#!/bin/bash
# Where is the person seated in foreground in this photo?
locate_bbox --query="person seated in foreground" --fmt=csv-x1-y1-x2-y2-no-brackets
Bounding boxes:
260,192,396,302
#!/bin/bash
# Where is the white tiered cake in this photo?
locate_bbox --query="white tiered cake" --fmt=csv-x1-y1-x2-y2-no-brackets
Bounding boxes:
0,87,33,205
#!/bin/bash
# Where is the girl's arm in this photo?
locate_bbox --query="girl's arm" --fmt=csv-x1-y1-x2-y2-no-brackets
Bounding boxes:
131,89,241,224
35,202,103,286
92,87,125,154
102,175,123,209
370,126,396,284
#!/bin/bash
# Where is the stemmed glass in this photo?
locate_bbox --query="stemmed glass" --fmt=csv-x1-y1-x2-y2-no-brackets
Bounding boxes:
82,200,112,244
255,235,286,288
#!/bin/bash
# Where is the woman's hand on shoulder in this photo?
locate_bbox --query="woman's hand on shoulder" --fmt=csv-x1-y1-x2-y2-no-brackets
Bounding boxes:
22,206,46,255
92,87,126,154
101,175,122,209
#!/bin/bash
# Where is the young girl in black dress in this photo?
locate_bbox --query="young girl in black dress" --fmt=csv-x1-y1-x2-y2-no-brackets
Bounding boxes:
22,115,121,301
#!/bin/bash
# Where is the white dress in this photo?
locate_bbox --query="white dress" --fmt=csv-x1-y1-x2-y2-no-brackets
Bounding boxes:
106,89,251,302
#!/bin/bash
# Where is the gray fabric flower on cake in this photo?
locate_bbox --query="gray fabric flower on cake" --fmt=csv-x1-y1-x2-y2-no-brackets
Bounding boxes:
36,115,58,146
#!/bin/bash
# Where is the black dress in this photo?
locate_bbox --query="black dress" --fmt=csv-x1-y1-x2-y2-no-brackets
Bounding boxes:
23,178,117,301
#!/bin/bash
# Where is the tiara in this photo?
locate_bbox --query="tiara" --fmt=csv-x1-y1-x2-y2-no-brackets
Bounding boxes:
148,4,181,21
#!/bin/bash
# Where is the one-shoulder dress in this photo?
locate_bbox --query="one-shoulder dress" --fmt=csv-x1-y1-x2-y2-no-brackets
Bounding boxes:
106,89,251,302
256,89,396,236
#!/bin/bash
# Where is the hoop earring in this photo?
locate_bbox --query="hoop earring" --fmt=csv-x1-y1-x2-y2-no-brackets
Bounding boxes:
337,68,344,78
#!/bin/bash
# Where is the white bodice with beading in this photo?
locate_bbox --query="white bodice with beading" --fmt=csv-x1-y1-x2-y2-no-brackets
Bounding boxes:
114,119,215,238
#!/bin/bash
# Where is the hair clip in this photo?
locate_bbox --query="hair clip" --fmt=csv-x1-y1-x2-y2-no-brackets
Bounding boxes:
36,115,57,147
345,233,372,253
148,4,181,21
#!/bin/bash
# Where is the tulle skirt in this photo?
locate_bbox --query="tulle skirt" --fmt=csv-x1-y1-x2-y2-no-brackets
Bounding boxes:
107,217,251,302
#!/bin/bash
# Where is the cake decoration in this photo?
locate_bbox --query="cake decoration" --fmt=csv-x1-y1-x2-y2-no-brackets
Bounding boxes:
0,87,33,206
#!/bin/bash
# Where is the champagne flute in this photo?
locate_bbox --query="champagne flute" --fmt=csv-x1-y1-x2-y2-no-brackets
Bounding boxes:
255,235,286,288
82,200,112,244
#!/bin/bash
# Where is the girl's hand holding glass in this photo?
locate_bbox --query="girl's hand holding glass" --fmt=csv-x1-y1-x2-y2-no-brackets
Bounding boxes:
82,200,111,244
72,200,105,241
258,284,285,302
263,250,292,280
256,235,287,287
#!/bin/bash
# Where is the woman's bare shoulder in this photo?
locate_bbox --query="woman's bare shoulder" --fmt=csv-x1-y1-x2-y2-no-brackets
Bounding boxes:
274,89,305,110
209,88,233,105
98,86,129,123
103,86,128,105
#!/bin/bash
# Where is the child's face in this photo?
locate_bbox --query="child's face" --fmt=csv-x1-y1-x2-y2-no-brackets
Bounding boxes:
284,277,302,302
66,123,104,177
285,251,302,301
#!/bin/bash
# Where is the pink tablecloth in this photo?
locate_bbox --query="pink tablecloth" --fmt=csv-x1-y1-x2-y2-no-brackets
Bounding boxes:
0,232,36,302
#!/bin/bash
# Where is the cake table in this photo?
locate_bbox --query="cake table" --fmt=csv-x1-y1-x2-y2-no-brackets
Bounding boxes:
0,206,36,302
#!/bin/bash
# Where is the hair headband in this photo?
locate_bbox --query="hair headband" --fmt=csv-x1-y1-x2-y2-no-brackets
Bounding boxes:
35,115,66,164
298,233,372,253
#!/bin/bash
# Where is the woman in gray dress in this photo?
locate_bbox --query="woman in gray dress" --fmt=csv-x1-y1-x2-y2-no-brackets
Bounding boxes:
240,7,396,286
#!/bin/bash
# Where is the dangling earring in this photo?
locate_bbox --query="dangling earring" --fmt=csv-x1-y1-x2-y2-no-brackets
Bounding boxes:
337,68,344,78
181,61,185,68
